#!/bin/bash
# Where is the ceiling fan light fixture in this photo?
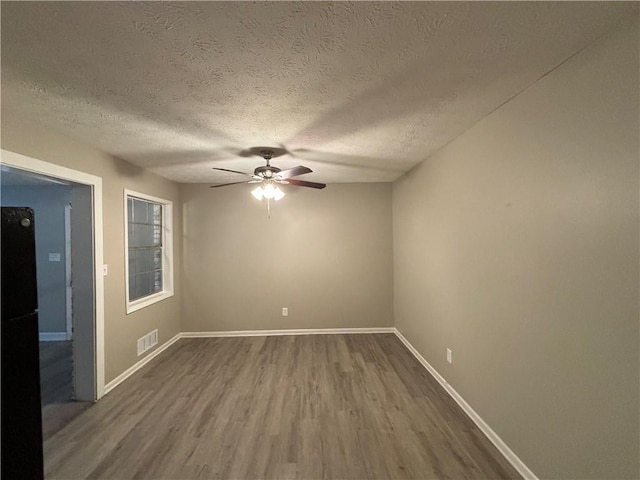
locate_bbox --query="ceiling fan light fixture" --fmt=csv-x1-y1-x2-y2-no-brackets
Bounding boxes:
272,187,285,201
211,148,324,201
251,186,264,200
251,184,285,201
263,183,285,201
262,183,276,198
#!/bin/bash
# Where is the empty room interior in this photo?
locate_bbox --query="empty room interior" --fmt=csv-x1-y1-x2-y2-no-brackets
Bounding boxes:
0,2,638,480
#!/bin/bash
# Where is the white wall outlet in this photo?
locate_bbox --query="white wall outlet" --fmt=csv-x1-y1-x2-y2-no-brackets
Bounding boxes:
103,264,108,276
282,307,288,316
49,253,61,262
446,348,453,364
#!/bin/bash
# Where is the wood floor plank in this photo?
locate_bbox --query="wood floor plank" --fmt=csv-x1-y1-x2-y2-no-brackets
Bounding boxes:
44,334,520,479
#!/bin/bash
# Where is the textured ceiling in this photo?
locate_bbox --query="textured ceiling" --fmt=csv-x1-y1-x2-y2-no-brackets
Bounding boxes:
1,2,635,184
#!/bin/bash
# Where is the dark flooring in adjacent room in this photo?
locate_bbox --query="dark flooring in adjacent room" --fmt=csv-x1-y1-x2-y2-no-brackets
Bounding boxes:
39,341,73,406
39,340,90,441
43,334,520,479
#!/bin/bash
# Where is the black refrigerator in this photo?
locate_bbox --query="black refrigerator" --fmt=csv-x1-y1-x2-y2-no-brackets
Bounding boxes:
1,206,45,479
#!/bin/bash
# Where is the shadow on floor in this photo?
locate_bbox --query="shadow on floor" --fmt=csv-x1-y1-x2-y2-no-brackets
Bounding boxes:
39,340,92,440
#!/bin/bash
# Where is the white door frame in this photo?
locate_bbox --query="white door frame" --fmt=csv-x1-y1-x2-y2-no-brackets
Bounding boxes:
1,149,105,399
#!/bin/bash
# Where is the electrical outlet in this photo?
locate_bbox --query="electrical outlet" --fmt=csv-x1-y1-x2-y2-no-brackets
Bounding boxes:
282,307,288,316
446,348,453,364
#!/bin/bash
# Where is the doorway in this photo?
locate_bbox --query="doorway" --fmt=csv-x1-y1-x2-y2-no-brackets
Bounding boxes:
0,149,105,425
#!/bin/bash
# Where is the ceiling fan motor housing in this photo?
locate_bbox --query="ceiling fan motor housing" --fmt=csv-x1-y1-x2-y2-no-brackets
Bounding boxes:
253,149,281,178
254,165,281,178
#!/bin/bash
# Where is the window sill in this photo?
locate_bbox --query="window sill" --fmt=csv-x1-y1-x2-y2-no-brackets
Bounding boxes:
126,290,174,314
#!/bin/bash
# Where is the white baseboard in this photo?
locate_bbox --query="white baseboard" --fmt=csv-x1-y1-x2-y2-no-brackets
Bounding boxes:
103,333,181,395
102,325,536,480
181,327,395,338
393,328,537,480
39,332,69,341
105,328,393,394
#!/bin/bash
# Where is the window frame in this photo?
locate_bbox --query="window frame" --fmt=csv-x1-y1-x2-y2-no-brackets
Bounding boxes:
124,189,174,314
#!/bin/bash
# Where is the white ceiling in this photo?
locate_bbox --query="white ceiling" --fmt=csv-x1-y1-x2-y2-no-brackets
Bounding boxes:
1,2,634,184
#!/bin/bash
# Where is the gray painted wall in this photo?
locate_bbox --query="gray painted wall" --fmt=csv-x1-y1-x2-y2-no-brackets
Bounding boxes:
180,183,394,332
69,183,96,400
393,19,639,480
1,184,71,333
1,14,636,479
1,120,182,384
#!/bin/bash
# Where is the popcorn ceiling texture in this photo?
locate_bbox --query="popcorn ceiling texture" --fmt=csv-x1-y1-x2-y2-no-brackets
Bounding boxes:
1,2,634,183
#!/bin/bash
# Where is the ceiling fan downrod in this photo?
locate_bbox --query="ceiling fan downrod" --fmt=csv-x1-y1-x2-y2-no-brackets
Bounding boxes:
254,150,280,177
260,149,274,166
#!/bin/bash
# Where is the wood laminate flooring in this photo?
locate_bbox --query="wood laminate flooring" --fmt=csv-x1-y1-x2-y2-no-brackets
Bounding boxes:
44,334,520,479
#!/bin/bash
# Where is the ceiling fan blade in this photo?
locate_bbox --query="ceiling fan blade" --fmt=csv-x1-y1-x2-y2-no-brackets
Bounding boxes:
209,181,249,188
282,179,326,189
276,166,312,179
212,167,253,177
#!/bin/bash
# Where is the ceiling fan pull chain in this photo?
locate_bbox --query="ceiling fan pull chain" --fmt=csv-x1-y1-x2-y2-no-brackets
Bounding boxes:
267,197,271,219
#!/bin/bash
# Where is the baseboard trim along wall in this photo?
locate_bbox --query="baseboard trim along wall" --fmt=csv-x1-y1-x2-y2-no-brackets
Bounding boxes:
39,332,70,341
103,326,535,478
103,333,181,395
392,328,538,480
105,328,392,394
181,327,395,338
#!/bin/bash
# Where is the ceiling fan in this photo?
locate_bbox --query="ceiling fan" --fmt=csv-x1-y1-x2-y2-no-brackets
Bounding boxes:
210,149,326,201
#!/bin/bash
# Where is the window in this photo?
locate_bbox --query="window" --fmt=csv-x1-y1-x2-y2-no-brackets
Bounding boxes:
124,190,173,313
